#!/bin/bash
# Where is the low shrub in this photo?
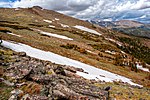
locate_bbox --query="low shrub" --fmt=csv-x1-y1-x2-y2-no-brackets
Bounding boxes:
60,43,87,54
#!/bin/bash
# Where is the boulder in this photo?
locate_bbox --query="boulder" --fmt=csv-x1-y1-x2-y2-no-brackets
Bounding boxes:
10,89,23,95
9,89,23,100
53,90,66,99
21,94,30,100
65,66,77,73
64,70,82,78
8,95,17,100
54,66,66,76
53,83,79,98
18,52,26,57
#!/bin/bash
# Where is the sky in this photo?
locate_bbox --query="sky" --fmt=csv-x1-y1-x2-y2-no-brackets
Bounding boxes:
0,0,150,23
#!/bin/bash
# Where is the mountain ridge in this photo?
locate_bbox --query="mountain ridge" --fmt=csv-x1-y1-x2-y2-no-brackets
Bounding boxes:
88,19,150,38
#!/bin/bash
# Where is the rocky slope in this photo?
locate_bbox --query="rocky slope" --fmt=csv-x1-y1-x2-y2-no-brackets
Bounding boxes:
0,45,109,100
1,44,150,100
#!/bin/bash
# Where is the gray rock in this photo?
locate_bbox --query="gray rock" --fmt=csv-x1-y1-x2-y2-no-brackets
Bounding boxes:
53,90,66,98
3,79,14,86
10,89,23,95
1,46,109,100
30,95,48,100
8,95,17,100
9,89,23,100
21,94,30,100
54,66,66,76
18,52,26,57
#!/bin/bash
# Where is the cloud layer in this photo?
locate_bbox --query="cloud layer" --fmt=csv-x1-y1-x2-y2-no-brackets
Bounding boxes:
0,0,150,23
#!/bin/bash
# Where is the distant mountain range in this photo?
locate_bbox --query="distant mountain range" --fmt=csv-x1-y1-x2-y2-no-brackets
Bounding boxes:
88,20,150,38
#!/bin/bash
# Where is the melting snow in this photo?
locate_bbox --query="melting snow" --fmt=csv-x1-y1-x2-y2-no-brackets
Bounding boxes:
86,50,97,55
105,50,116,55
49,25,55,28
43,19,52,23
136,64,149,72
15,8,20,11
6,32,21,37
105,38,122,46
60,23,69,28
55,18,59,21
32,28,72,40
73,25,101,35
121,51,126,54
2,40,142,87
40,31,73,40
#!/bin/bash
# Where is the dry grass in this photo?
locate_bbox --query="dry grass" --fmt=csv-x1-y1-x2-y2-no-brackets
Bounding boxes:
0,7,149,87
94,82,150,100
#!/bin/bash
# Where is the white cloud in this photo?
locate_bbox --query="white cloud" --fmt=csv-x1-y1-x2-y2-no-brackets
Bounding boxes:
0,1,12,8
1,0,150,23
116,0,150,11
131,0,150,10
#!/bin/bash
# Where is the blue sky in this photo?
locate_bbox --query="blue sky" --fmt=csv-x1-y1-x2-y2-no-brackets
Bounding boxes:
1,0,16,2
0,0,150,23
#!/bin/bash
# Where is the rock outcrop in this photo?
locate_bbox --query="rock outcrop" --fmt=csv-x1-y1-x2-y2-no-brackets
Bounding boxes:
0,46,109,100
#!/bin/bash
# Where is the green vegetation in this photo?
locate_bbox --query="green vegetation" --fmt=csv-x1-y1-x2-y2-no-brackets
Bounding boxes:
113,25,150,39
0,20,19,24
0,23,32,30
114,54,125,66
60,43,78,49
0,27,12,33
118,37,150,64
60,43,87,54
28,23,44,27
0,82,14,100
89,43,118,52
94,82,150,100
69,29,101,42
20,82,41,95
0,47,14,100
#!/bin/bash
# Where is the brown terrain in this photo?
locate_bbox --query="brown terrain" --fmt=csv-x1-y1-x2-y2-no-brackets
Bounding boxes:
0,6,150,100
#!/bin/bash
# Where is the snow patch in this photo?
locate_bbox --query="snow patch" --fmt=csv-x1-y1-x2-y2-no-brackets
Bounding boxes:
105,50,116,55
121,51,126,54
136,63,149,72
73,25,101,35
43,19,52,23
2,40,142,87
60,23,69,28
6,32,21,37
105,38,122,46
15,8,20,11
32,28,72,40
49,25,55,28
55,18,59,21
86,50,97,55
39,30,73,40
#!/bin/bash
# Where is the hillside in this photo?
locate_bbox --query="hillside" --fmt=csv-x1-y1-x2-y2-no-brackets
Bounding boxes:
89,20,150,38
0,6,150,100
